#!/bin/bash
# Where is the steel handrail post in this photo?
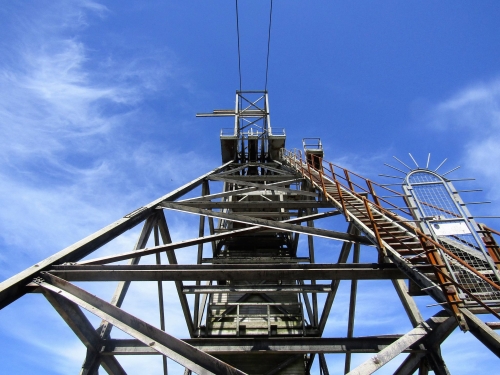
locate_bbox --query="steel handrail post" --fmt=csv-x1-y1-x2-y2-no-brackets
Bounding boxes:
307,159,313,183
428,238,500,292
366,180,381,206
344,169,355,191
335,181,350,222
430,264,500,320
478,224,500,271
318,159,327,197
328,162,335,182
484,225,500,237
363,197,385,262
298,150,302,171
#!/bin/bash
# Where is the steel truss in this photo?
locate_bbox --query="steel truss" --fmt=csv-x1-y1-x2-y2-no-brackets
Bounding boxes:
1,91,499,374
1,156,489,374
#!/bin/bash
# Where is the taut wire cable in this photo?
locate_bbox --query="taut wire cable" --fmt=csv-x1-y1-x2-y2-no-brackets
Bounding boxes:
235,0,243,91
264,0,273,91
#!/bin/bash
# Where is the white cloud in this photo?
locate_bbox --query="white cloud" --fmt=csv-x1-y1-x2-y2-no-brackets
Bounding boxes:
425,77,500,203
0,2,210,374
430,78,500,131
6,2,498,375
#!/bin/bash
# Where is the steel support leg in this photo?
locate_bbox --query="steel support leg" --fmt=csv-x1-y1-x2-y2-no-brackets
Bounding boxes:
392,278,424,328
461,307,500,358
345,235,360,374
393,353,426,375
157,212,195,336
318,353,330,375
308,222,356,373
37,273,246,375
41,288,127,375
346,311,452,375
154,223,168,375
78,215,156,373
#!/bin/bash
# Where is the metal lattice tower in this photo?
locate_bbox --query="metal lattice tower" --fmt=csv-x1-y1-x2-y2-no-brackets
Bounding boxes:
1,91,500,374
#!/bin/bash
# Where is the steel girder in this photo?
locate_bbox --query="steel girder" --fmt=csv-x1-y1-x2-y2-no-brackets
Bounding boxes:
0,159,479,374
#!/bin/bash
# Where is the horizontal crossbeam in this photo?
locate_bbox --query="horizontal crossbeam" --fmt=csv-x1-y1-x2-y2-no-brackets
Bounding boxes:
178,178,304,203
210,175,299,182
44,264,406,282
207,176,318,197
176,201,334,209
102,336,412,355
182,284,337,293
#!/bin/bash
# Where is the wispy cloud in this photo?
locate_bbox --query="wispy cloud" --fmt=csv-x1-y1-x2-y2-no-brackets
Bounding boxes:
0,0,212,263
429,78,500,132
424,77,500,204
0,4,127,181
0,2,211,374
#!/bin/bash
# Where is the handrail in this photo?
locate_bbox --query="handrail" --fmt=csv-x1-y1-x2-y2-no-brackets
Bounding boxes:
280,148,500,323
484,225,500,237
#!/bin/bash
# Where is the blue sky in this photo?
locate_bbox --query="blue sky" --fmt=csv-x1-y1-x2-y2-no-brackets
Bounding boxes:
0,0,500,374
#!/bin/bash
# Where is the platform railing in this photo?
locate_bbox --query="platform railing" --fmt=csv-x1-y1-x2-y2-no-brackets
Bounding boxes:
209,301,305,336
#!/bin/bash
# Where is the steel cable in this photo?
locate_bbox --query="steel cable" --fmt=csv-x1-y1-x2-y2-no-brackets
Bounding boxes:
264,0,273,91
235,0,242,91
235,0,274,92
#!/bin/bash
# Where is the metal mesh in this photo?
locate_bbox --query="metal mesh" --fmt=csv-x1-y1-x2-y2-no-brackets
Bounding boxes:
408,171,500,305
441,248,500,304
281,150,500,308
411,184,461,219
408,171,441,183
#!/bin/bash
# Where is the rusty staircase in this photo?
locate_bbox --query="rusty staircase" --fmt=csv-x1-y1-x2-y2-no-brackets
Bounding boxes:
280,148,500,331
